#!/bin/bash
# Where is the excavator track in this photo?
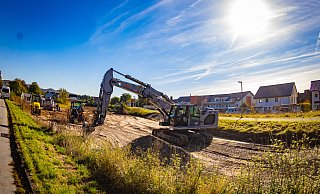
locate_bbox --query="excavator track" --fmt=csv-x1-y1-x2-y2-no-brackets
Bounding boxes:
152,129,189,146
152,128,213,147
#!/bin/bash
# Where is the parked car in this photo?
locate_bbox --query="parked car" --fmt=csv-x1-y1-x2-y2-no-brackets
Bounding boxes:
1,86,10,99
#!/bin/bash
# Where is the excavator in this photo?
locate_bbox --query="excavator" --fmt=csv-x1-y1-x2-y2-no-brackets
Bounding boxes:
31,94,42,115
87,68,218,146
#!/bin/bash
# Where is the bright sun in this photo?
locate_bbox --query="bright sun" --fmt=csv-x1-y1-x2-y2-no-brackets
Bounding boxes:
228,0,273,39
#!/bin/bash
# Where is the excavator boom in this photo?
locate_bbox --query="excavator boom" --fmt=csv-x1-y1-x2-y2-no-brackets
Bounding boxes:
93,68,173,126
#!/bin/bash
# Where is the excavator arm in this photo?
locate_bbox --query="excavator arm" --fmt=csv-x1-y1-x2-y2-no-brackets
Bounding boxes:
92,68,174,127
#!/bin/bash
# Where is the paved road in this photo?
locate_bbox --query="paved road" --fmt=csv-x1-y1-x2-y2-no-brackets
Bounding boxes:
0,99,16,193
220,116,320,122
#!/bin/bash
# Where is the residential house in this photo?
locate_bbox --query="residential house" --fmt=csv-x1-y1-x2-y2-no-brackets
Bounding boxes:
41,88,59,94
44,91,58,100
174,96,191,104
254,82,298,113
21,93,32,103
202,91,254,112
310,80,320,110
174,91,254,113
2,80,10,87
298,89,312,103
69,93,78,99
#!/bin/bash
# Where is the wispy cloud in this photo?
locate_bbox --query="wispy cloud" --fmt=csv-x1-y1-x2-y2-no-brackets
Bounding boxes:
155,47,319,87
114,0,172,33
109,0,128,13
168,62,320,97
88,0,173,45
317,32,320,52
167,0,203,26
86,0,320,97
89,11,129,45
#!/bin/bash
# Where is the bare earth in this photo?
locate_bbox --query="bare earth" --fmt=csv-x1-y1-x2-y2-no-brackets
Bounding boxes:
39,108,274,175
88,113,270,175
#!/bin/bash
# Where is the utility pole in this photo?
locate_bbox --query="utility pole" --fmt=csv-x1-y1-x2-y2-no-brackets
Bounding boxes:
238,81,243,118
238,81,243,92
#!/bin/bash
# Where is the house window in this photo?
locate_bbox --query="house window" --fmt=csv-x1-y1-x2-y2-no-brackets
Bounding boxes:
259,99,262,103
266,98,268,103
275,97,278,102
316,93,319,98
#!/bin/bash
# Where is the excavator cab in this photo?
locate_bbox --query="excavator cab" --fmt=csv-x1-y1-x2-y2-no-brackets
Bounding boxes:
161,104,218,129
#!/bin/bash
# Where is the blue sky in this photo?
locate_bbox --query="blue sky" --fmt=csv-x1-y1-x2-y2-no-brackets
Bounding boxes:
1,0,319,98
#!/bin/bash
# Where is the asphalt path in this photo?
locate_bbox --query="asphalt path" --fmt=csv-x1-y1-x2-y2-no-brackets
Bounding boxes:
0,99,16,193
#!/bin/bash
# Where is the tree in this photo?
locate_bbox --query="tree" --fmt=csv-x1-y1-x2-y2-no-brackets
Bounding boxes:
9,78,28,96
29,82,42,95
57,88,69,104
110,96,120,105
120,93,131,104
137,96,150,107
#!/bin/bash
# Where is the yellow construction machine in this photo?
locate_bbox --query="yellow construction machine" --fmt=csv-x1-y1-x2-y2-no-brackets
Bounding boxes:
31,95,42,115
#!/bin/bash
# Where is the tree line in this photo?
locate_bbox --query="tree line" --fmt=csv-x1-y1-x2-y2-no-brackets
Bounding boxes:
7,78,69,104
110,93,151,107
5,78,149,107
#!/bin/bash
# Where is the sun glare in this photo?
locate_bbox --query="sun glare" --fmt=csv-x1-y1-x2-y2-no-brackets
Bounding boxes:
228,0,272,39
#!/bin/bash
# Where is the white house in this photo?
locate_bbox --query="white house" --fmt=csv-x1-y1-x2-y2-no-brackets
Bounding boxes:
175,91,255,113
21,93,32,103
310,80,320,111
202,91,254,112
254,82,298,113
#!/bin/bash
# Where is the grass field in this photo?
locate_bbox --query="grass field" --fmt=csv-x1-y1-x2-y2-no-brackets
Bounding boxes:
6,100,99,193
124,105,159,117
220,110,320,118
219,119,320,134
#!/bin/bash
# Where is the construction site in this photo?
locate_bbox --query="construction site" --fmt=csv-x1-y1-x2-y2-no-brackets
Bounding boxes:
3,68,320,193
28,68,309,176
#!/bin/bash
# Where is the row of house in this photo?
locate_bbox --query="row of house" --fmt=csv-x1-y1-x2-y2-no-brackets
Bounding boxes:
175,80,320,113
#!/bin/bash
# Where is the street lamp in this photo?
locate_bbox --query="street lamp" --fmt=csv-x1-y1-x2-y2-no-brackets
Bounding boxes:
238,81,243,118
238,81,243,92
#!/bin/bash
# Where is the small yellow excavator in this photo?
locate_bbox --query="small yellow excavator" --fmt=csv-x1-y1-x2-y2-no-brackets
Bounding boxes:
31,95,42,115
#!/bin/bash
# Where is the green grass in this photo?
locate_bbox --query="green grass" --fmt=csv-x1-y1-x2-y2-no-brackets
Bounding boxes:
57,131,320,193
6,100,99,193
123,105,159,117
57,135,230,194
220,110,320,118
219,119,320,134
